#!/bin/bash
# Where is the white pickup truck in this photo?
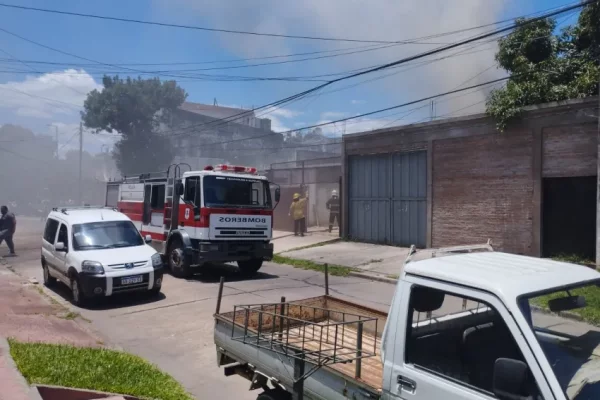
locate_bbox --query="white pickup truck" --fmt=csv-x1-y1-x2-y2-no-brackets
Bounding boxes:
214,246,600,400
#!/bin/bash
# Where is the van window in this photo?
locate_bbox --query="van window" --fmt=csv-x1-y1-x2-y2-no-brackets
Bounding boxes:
404,286,539,396
57,224,69,249
43,218,59,243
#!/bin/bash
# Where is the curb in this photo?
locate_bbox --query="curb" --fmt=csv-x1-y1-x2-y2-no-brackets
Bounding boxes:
529,304,586,324
348,271,398,285
0,338,43,400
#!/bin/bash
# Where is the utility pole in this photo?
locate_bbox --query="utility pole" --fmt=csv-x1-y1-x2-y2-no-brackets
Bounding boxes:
78,121,83,206
47,124,59,159
596,71,600,267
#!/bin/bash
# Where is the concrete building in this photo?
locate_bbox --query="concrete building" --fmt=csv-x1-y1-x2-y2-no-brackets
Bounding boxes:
341,97,599,263
168,102,280,170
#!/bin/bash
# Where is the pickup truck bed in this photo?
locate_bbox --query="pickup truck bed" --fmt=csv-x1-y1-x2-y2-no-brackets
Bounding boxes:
214,295,387,399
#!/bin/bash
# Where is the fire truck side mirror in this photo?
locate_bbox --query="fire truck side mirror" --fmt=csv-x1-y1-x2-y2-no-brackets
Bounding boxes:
175,182,184,197
274,187,281,203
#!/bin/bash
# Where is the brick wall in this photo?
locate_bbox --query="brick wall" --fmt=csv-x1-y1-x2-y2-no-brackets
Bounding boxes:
432,130,534,255
543,123,597,178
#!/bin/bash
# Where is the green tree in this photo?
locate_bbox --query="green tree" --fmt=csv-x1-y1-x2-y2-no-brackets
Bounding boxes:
82,76,187,175
486,3,599,130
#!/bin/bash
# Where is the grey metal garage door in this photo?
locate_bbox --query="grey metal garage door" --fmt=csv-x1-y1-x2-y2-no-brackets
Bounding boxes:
348,151,427,247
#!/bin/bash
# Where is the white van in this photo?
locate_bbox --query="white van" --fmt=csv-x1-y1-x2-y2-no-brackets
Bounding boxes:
41,206,164,306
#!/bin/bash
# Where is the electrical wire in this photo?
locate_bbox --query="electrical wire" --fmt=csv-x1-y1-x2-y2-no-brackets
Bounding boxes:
0,2,496,45
0,1,583,44
159,0,596,139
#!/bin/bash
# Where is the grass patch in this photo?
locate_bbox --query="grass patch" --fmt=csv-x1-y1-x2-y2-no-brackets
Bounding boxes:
551,254,595,267
532,286,600,326
272,254,355,276
60,311,90,323
8,340,193,400
386,274,400,280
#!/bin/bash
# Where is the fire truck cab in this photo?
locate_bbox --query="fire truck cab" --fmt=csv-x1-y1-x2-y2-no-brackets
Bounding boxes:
106,164,280,278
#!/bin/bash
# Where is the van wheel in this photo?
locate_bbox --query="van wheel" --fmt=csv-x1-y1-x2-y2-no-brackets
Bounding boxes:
168,238,192,279
238,259,263,276
42,262,56,287
70,276,87,307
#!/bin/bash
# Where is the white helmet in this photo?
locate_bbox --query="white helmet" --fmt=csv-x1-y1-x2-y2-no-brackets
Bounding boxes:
332,189,338,196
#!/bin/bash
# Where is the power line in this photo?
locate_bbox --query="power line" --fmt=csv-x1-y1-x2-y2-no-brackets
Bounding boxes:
180,76,513,151
163,0,595,140
0,1,582,44
0,2,475,45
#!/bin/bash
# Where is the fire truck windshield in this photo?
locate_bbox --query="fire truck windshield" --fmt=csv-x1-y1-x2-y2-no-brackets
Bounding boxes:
203,175,271,208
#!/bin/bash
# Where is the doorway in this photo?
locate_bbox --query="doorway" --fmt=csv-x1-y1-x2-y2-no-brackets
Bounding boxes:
542,176,597,260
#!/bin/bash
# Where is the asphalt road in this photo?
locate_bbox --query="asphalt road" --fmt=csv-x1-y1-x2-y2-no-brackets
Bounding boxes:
4,218,396,400
5,217,595,400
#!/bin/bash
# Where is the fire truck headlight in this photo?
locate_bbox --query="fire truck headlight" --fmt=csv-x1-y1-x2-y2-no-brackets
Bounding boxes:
81,261,105,275
151,253,162,267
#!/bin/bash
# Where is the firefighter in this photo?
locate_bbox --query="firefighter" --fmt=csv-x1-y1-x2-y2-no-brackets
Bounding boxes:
326,189,340,233
289,192,308,236
0,205,16,256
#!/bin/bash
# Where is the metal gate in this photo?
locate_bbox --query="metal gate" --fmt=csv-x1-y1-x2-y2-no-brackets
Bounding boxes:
348,151,427,247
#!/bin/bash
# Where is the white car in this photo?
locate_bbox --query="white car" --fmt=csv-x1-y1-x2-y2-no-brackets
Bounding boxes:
41,206,164,306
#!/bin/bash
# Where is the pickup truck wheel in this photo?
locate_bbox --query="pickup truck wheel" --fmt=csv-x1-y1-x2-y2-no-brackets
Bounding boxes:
42,262,56,287
238,259,263,276
257,389,290,400
168,238,192,279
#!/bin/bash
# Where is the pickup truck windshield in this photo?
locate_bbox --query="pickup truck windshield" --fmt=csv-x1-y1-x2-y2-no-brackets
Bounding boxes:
203,175,271,208
520,283,600,399
72,221,144,250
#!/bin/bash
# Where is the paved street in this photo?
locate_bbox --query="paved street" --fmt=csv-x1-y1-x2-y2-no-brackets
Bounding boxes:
3,217,598,400
3,219,396,399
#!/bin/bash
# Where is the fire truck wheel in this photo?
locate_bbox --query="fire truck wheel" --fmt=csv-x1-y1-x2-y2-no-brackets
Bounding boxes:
238,259,263,275
168,238,192,279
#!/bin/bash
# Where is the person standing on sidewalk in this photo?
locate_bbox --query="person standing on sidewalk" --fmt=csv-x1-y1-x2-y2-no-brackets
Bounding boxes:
0,205,17,256
289,192,308,236
326,189,340,233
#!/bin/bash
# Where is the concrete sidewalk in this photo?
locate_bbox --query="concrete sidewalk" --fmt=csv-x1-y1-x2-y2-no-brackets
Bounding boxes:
272,229,339,254
0,265,101,400
280,240,409,280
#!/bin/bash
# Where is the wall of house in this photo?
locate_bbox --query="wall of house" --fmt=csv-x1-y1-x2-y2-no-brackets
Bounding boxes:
431,130,534,255
342,97,599,257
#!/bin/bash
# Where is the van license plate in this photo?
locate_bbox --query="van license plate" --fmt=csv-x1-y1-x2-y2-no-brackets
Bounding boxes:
238,231,251,235
121,275,143,285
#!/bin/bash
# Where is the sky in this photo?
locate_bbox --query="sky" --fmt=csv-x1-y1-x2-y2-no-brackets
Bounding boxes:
0,0,581,155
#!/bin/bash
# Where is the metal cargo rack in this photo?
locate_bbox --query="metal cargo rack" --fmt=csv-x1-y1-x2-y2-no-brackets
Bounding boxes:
405,239,494,264
230,300,378,376
214,263,382,400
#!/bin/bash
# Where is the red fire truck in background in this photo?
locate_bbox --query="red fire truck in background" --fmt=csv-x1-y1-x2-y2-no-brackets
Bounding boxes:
106,164,281,278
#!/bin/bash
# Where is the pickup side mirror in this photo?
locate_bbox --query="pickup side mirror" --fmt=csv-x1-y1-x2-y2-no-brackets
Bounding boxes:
54,242,66,252
493,358,532,400
175,182,184,197
144,234,152,244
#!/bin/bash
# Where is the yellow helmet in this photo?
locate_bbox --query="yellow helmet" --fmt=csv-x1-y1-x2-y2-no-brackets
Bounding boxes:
293,193,300,200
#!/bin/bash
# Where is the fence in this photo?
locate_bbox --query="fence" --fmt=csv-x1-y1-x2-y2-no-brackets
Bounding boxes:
267,157,342,233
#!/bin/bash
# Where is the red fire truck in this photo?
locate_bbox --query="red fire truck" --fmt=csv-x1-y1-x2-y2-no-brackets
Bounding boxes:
105,164,280,278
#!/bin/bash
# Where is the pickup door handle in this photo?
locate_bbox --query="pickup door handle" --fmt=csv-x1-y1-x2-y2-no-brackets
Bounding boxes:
397,375,417,393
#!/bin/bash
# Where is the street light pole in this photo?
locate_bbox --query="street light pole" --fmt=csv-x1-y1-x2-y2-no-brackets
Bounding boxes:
78,121,83,205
